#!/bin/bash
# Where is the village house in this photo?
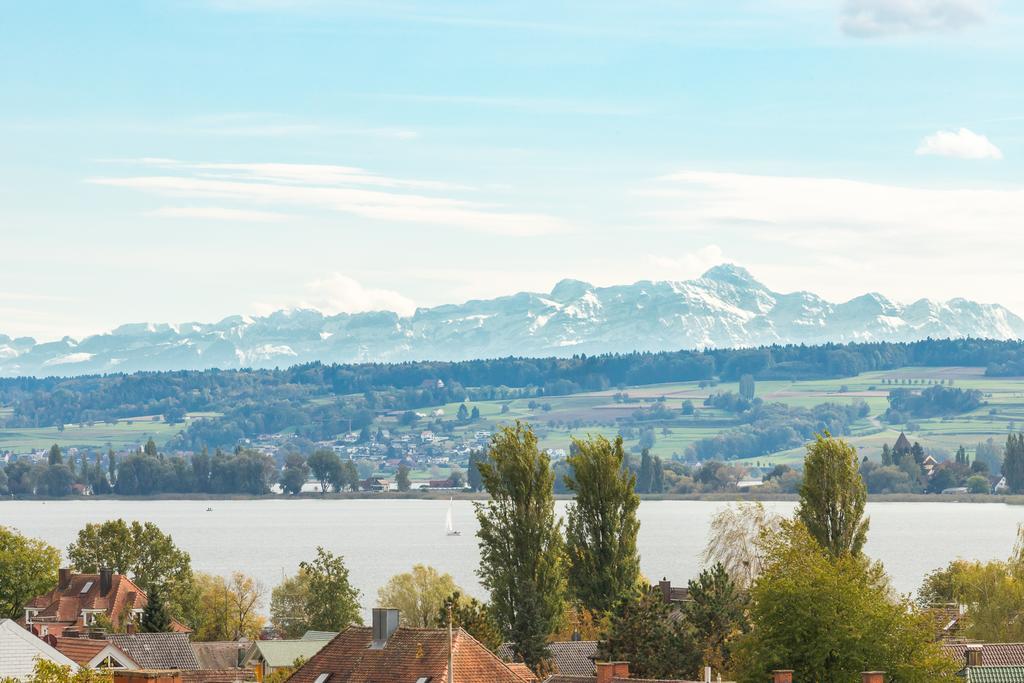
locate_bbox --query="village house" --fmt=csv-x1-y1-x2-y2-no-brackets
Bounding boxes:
20,568,189,637
52,632,200,671
0,618,79,680
944,644,1024,682
243,638,331,682
286,608,535,683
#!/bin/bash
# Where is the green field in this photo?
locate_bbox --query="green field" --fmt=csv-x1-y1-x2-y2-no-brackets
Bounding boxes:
0,419,185,453
388,366,1024,465
3,366,1023,464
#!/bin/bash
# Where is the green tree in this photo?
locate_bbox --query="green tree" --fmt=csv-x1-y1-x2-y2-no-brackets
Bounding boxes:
0,526,60,619
396,464,411,492
377,564,461,627
308,449,342,494
600,587,700,679
299,547,362,630
144,438,158,457
279,453,310,496
967,474,990,494
1003,433,1024,493
66,520,194,622
636,450,654,494
270,572,313,638
738,374,756,401
457,403,470,422
190,571,266,641
10,658,112,683
341,460,360,492
797,434,869,557
48,444,63,465
439,592,504,651
140,583,173,632
40,465,74,497
564,434,640,614
467,451,485,492
918,527,1024,642
475,422,566,670
685,563,748,675
733,521,954,683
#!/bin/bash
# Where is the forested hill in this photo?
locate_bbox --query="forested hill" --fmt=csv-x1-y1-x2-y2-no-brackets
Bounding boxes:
1,338,1023,449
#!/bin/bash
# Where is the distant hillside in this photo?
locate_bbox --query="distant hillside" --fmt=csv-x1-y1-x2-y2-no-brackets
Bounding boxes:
2,264,1022,377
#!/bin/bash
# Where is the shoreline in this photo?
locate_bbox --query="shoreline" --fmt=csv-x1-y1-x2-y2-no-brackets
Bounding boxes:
3,492,1022,504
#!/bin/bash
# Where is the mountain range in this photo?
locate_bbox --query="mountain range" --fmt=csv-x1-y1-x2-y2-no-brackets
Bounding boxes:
2,264,1022,377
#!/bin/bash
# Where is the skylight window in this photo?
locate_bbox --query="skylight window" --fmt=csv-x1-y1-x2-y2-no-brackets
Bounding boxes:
80,582,94,594
313,673,330,683
415,677,431,683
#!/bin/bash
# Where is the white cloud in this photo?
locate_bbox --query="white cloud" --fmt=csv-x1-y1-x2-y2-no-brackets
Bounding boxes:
915,127,1003,159
638,170,1024,312
148,206,288,222
89,160,566,236
255,273,417,317
648,245,726,277
841,0,991,37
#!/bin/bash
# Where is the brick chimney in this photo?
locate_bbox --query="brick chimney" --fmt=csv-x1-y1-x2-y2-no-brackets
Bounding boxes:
658,577,671,603
862,672,885,683
59,568,71,590
99,568,113,597
773,670,794,683
965,644,983,668
595,662,629,683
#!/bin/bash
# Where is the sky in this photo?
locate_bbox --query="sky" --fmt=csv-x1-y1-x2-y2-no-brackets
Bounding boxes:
2,0,1023,341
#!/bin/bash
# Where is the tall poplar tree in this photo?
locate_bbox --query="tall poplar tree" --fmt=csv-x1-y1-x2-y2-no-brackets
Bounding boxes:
1003,433,1024,493
564,434,641,614
475,422,565,670
797,433,869,557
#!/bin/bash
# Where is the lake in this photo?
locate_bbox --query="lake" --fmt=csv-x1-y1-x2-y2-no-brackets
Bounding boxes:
4,499,1022,618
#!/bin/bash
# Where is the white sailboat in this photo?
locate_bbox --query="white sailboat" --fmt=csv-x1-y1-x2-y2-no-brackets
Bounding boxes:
445,498,461,536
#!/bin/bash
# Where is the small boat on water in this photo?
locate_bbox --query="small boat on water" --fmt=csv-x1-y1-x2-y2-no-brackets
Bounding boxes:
205,507,213,512
445,498,461,536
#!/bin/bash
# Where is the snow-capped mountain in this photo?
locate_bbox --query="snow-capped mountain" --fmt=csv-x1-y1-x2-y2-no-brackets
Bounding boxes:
2,264,1022,377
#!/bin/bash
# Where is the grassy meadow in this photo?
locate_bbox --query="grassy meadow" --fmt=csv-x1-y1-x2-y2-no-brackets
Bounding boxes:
397,366,1024,466
2,367,1023,467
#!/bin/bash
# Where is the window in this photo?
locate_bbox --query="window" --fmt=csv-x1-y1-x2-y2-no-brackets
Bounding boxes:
97,656,124,669
80,581,94,594
313,673,331,683
415,678,432,683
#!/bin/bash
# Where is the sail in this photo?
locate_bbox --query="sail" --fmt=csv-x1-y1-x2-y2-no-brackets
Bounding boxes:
446,500,454,533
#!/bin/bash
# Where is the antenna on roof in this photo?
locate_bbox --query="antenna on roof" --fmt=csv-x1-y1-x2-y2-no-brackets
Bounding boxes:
447,602,454,683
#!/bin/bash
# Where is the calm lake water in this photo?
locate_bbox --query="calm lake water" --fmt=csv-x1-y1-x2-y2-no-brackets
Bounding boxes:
4,499,1022,618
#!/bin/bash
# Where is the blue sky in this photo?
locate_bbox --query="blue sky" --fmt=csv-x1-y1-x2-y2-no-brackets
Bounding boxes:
2,0,1023,340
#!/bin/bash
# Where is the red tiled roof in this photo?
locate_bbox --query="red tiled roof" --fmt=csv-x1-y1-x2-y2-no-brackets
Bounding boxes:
24,571,190,635
288,626,531,683
53,637,111,665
